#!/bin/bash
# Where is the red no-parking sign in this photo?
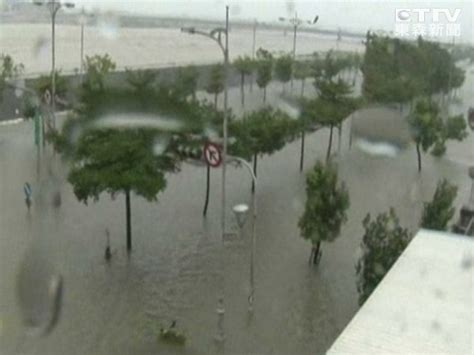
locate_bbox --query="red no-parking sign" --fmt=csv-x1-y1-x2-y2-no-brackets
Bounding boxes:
203,142,222,168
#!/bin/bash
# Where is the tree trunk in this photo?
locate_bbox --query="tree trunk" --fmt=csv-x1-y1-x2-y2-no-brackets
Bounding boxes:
252,153,257,193
337,124,342,152
313,241,321,264
263,87,266,104
125,190,132,252
299,130,305,172
240,73,245,107
310,241,322,265
416,143,422,172
203,164,210,216
300,79,305,97
214,93,218,109
326,125,334,163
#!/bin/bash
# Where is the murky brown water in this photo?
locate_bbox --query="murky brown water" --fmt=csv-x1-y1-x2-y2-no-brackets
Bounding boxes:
0,26,473,354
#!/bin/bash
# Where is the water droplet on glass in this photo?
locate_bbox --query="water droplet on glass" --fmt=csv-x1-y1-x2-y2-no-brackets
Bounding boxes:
460,252,473,270
355,139,400,158
153,138,168,156
94,113,183,132
17,245,63,337
276,99,300,119
97,13,119,40
33,36,50,60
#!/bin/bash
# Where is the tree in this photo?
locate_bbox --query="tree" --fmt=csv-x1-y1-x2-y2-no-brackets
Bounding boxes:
233,56,254,106
293,60,312,98
274,54,293,93
52,61,212,252
306,53,360,162
356,209,411,305
81,54,116,93
298,161,350,265
173,65,199,100
408,99,467,171
35,70,68,101
125,69,157,94
421,179,458,231
255,48,273,103
0,54,24,101
206,64,224,109
229,107,297,192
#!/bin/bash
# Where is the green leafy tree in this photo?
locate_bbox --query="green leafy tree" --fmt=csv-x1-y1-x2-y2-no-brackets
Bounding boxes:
293,60,312,97
298,161,350,265
306,52,360,162
274,54,293,93
35,70,68,101
421,179,458,231
206,64,224,109
0,54,24,100
233,55,254,107
408,99,467,171
82,54,116,93
361,33,465,106
229,107,297,192
52,80,211,252
125,69,157,94
356,208,411,305
255,48,273,103
173,65,199,100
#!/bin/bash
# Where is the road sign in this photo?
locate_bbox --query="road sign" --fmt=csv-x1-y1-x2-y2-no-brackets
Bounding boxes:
203,142,222,168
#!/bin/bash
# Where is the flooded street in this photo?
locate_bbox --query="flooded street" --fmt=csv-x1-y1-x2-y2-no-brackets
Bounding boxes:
0,24,363,76
0,58,473,354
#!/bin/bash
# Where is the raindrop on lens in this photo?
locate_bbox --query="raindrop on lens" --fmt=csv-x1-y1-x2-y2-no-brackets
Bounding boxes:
17,245,63,337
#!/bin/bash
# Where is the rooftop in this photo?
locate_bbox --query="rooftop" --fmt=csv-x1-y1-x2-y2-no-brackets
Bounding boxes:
327,230,474,355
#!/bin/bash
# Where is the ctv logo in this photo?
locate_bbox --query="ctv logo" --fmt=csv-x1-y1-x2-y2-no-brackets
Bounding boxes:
395,8,461,23
394,8,462,38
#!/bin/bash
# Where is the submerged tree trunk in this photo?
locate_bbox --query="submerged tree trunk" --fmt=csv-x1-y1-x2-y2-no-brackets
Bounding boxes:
214,93,218,109
337,124,342,152
416,143,422,172
252,153,257,193
299,130,305,172
309,241,322,265
203,164,210,216
125,189,132,252
263,87,267,104
326,125,334,163
300,79,306,97
240,73,245,107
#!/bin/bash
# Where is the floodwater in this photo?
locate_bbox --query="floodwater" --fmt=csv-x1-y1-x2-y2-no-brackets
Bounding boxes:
0,24,473,355
0,23,363,76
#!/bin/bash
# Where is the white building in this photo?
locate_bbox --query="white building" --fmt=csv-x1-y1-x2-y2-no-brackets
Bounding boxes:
327,230,474,354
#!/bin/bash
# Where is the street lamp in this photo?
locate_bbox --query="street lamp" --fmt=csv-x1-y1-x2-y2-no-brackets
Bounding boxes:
34,0,75,129
279,12,319,89
181,7,229,241
228,156,257,314
181,6,230,345
78,7,88,83
233,203,249,230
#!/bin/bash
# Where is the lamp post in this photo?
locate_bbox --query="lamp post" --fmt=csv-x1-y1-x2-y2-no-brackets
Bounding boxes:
279,12,319,89
228,156,257,313
34,0,75,129
181,6,230,345
78,6,86,83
